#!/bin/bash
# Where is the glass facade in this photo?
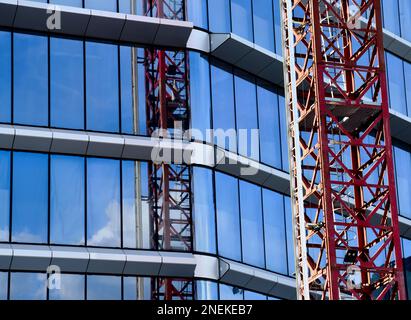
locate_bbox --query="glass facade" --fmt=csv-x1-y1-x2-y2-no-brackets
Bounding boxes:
1,0,411,301
0,150,149,249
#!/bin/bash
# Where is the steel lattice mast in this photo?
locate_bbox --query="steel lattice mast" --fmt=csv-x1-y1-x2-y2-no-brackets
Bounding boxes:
282,0,406,300
144,0,194,300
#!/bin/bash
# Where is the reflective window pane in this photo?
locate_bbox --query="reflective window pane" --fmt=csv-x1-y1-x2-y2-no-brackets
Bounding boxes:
278,93,289,171
120,46,134,134
399,0,411,42
187,0,208,29
211,63,236,152
50,37,84,129
86,41,119,132
190,52,211,142
0,272,7,300
382,0,400,34
50,0,82,6
263,189,287,274
258,84,282,168
0,151,10,242
215,172,241,261
122,160,137,248
49,274,85,300
85,0,117,11
219,284,244,300
196,281,218,300
231,0,253,41
239,181,264,268
12,152,48,243
0,31,11,123
208,0,231,33
87,275,121,300
244,290,267,300
87,158,121,247
394,142,411,219
273,0,283,55
10,273,47,300
284,196,294,276
123,277,138,300
50,155,85,245
235,72,259,160
14,33,48,126
386,52,407,115
253,0,274,51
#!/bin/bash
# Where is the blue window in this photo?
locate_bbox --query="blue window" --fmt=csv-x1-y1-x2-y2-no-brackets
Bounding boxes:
12,152,48,244
284,196,294,276
14,33,48,126
50,155,85,245
49,274,85,300
85,0,117,11
196,281,219,300
235,72,259,160
87,275,121,300
0,272,7,300
404,61,411,117
123,277,138,300
211,62,236,152
231,0,253,41
87,158,121,247
219,284,244,300
278,93,289,171
10,273,47,300
208,0,231,33
190,52,212,142
137,48,147,135
192,167,216,254
386,52,407,115
394,142,411,219
86,41,119,132
50,37,84,129
50,0,83,7
187,0,208,29
120,46,134,134
122,160,137,248
382,0,400,35
244,291,267,300
262,189,287,274
239,181,265,268
215,172,241,261
0,31,11,123
399,0,411,42
273,0,283,55
253,0,275,51
0,151,10,242
258,84,282,168
402,238,411,299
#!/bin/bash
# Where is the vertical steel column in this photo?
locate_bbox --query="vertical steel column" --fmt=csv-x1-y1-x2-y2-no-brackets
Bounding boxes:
144,0,194,300
282,0,406,300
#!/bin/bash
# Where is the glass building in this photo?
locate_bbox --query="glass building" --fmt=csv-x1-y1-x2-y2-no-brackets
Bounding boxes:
0,0,409,300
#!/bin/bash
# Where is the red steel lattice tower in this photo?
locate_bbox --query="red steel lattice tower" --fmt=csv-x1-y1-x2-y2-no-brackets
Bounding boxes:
144,0,194,300
282,0,406,299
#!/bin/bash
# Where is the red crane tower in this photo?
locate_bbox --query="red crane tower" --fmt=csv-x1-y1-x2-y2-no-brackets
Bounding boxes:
282,0,406,299
144,0,194,300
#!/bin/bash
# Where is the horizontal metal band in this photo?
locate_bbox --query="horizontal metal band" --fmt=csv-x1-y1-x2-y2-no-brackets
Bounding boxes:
0,243,296,298
0,0,193,47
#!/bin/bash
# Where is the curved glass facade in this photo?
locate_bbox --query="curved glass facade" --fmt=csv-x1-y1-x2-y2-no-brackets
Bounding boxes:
0,0,411,300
